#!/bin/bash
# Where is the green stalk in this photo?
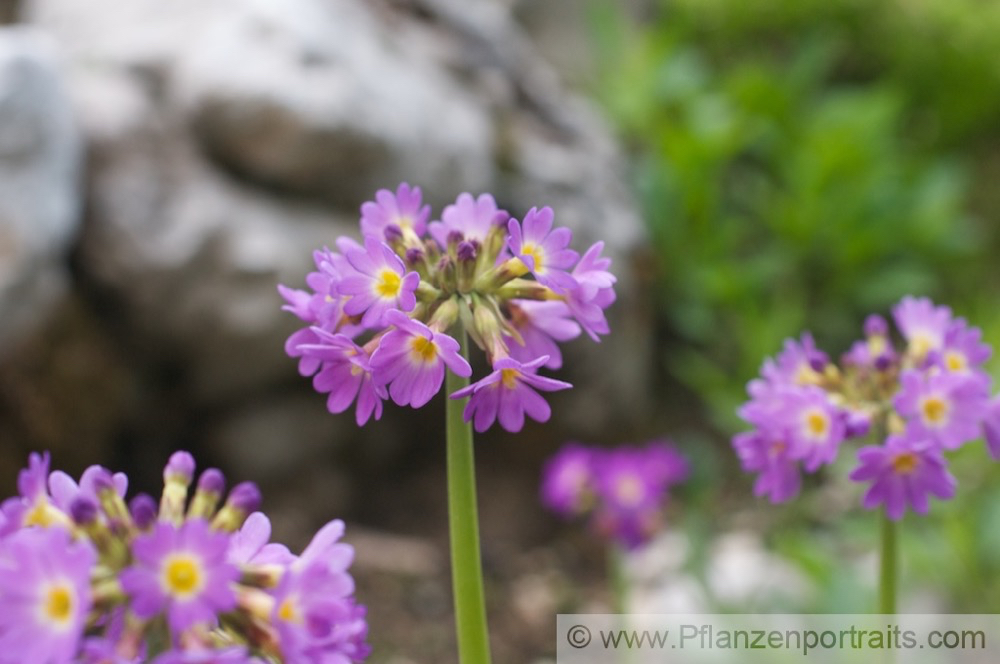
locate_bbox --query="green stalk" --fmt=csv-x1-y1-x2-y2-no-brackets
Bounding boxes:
446,328,492,664
608,543,628,615
879,513,897,615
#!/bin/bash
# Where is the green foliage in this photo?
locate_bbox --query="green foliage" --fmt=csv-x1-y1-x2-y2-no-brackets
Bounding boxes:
588,0,1000,613
590,0,998,430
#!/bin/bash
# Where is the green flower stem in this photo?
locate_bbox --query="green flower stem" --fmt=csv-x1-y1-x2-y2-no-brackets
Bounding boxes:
446,328,492,664
608,543,628,615
879,512,897,615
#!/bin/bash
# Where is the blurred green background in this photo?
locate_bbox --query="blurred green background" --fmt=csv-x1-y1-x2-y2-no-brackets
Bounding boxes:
583,0,1000,614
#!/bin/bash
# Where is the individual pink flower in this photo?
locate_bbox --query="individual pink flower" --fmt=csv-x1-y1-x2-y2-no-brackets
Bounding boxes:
120,519,239,633
505,300,581,370
450,356,572,433
563,241,616,341
428,192,507,247
507,207,579,292
849,433,956,521
370,310,472,408
0,527,96,663
337,237,419,327
892,295,953,360
360,182,431,239
297,328,386,425
893,369,988,450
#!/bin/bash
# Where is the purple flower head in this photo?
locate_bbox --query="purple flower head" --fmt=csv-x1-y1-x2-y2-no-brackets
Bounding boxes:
564,241,616,341
732,429,801,504
893,369,988,450
120,519,239,633
370,310,472,408
337,237,419,327
505,300,581,370
0,526,96,663
507,207,579,292
893,295,953,360
849,432,956,520
589,448,674,550
429,192,505,247
540,443,595,516
297,328,386,425
450,356,572,433
360,182,431,239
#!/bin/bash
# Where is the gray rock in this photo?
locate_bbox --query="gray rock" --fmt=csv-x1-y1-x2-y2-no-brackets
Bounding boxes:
176,0,495,207
0,27,80,353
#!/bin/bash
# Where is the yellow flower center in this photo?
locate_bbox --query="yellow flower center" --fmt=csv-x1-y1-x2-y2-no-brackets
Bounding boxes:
500,368,520,389
944,351,967,372
161,555,203,599
42,583,74,627
910,332,935,358
410,336,438,363
614,475,644,508
867,336,886,356
803,409,830,440
395,215,413,231
920,396,949,426
794,363,821,386
374,270,402,298
892,452,920,475
521,244,545,273
23,498,57,528
277,596,300,624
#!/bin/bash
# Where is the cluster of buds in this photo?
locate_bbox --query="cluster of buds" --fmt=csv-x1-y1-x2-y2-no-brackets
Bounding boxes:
279,183,617,432
0,451,368,663
734,296,1000,519
541,441,689,550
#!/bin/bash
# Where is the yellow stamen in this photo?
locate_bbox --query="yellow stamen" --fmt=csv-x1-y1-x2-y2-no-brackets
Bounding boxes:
43,584,74,625
521,245,544,273
410,336,438,363
374,270,402,298
921,396,949,426
910,333,935,358
804,409,830,439
892,452,920,475
162,555,203,598
500,368,520,389
277,596,300,624
944,351,967,372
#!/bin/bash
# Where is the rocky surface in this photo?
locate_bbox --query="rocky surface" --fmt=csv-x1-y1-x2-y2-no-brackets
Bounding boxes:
0,27,80,354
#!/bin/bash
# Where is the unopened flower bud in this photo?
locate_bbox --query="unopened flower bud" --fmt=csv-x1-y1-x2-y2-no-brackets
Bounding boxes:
129,493,158,530
211,481,262,532
188,468,226,520
383,224,403,244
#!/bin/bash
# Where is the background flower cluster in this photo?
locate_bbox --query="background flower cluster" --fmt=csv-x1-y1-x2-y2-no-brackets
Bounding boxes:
0,452,369,663
734,296,1000,519
541,440,689,550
